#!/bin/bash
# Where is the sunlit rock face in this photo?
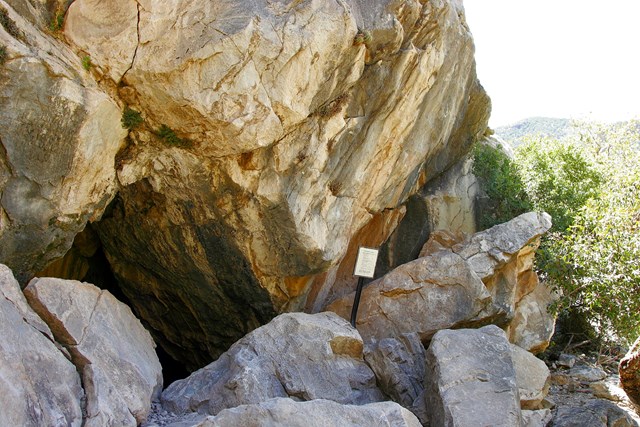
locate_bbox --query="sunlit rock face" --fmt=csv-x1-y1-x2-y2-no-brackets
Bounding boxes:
1,0,489,369
0,4,126,282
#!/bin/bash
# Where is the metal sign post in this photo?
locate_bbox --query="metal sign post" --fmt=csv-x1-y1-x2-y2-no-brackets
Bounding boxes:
350,247,379,327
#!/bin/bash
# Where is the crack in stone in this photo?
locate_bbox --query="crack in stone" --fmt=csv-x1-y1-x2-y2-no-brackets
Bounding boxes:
121,1,141,82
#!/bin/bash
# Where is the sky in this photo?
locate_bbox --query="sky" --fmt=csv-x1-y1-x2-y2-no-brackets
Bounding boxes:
463,1,640,127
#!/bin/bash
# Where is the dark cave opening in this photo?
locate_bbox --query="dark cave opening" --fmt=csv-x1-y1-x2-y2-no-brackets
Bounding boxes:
36,224,192,386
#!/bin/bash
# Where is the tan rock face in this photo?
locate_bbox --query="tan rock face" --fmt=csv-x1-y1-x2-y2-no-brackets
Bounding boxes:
2,0,490,368
83,0,489,368
0,4,126,281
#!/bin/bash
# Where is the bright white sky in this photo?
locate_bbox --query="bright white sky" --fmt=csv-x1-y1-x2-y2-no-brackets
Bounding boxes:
463,1,640,127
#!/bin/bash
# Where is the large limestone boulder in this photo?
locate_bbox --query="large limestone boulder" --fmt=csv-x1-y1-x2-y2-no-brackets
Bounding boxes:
0,265,84,427
24,277,163,426
161,312,384,416
196,398,421,427
424,325,522,427
327,212,552,344
327,245,492,342
59,0,490,368
0,4,127,281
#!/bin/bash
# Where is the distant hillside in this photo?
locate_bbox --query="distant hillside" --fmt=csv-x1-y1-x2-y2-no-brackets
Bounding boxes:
495,117,572,147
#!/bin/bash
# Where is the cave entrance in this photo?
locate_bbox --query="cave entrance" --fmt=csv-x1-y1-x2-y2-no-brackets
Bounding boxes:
35,224,190,386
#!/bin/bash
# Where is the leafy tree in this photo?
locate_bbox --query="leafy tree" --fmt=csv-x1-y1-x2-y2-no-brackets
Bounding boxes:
474,120,640,345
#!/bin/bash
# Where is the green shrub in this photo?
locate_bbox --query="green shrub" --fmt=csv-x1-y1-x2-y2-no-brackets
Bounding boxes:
353,29,372,46
515,137,602,232
156,124,191,148
121,107,143,130
49,12,65,32
81,55,92,71
472,143,532,229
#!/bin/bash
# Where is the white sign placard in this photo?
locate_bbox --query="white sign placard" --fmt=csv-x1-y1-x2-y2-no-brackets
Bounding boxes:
354,247,379,278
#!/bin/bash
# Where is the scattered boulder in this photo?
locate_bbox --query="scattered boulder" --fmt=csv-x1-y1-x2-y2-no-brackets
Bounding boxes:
568,365,608,383
24,277,163,426
195,398,421,427
511,344,551,409
424,325,522,427
552,399,637,427
0,265,84,427
161,312,384,416
620,336,640,406
364,333,428,424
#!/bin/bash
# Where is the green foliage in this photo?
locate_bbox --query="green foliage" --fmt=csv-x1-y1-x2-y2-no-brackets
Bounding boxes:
0,7,20,39
475,120,640,345
49,12,65,32
472,143,532,229
81,55,92,71
515,136,603,232
0,44,6,65
121,107,143,130
156,124,191,148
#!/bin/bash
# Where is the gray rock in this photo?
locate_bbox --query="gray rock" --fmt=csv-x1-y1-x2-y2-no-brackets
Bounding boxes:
558,353,578,368
0,264,83,427
24,278,163,426
162,312,384,416
364,333,428,424
568,365,608,383
511,344,550,409
196,398,421,427
552,399,637,427
522,409,552,427
425,325,522,427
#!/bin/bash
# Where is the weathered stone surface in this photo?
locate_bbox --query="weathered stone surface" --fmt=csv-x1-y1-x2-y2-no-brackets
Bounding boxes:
552,399,637,427
568,365,608,383
196,398,422,427
0,3,126,281
327,246,491,343
0,265,83,427
522,409,552,427
364,333,428,424
511,344,550,410
448,212,552,324
507,279,558,354
328,212,550,344
620,336,640,406
425,325,522,427
24,277,162,426
76,0,490,366
162,312,384,416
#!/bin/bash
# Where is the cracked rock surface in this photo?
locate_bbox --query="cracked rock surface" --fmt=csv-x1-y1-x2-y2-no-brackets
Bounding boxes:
24,277,163,427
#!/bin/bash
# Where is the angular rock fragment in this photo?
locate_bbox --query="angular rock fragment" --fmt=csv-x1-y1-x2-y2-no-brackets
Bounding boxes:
364,333,428,424
620,336,640,406
162,312,384,416
510,344,550,409
425,325,522,427
0,265,83,427
24,277,163,426
552,399,637,427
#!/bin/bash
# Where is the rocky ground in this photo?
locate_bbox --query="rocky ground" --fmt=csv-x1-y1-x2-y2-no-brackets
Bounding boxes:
544,349,640,426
